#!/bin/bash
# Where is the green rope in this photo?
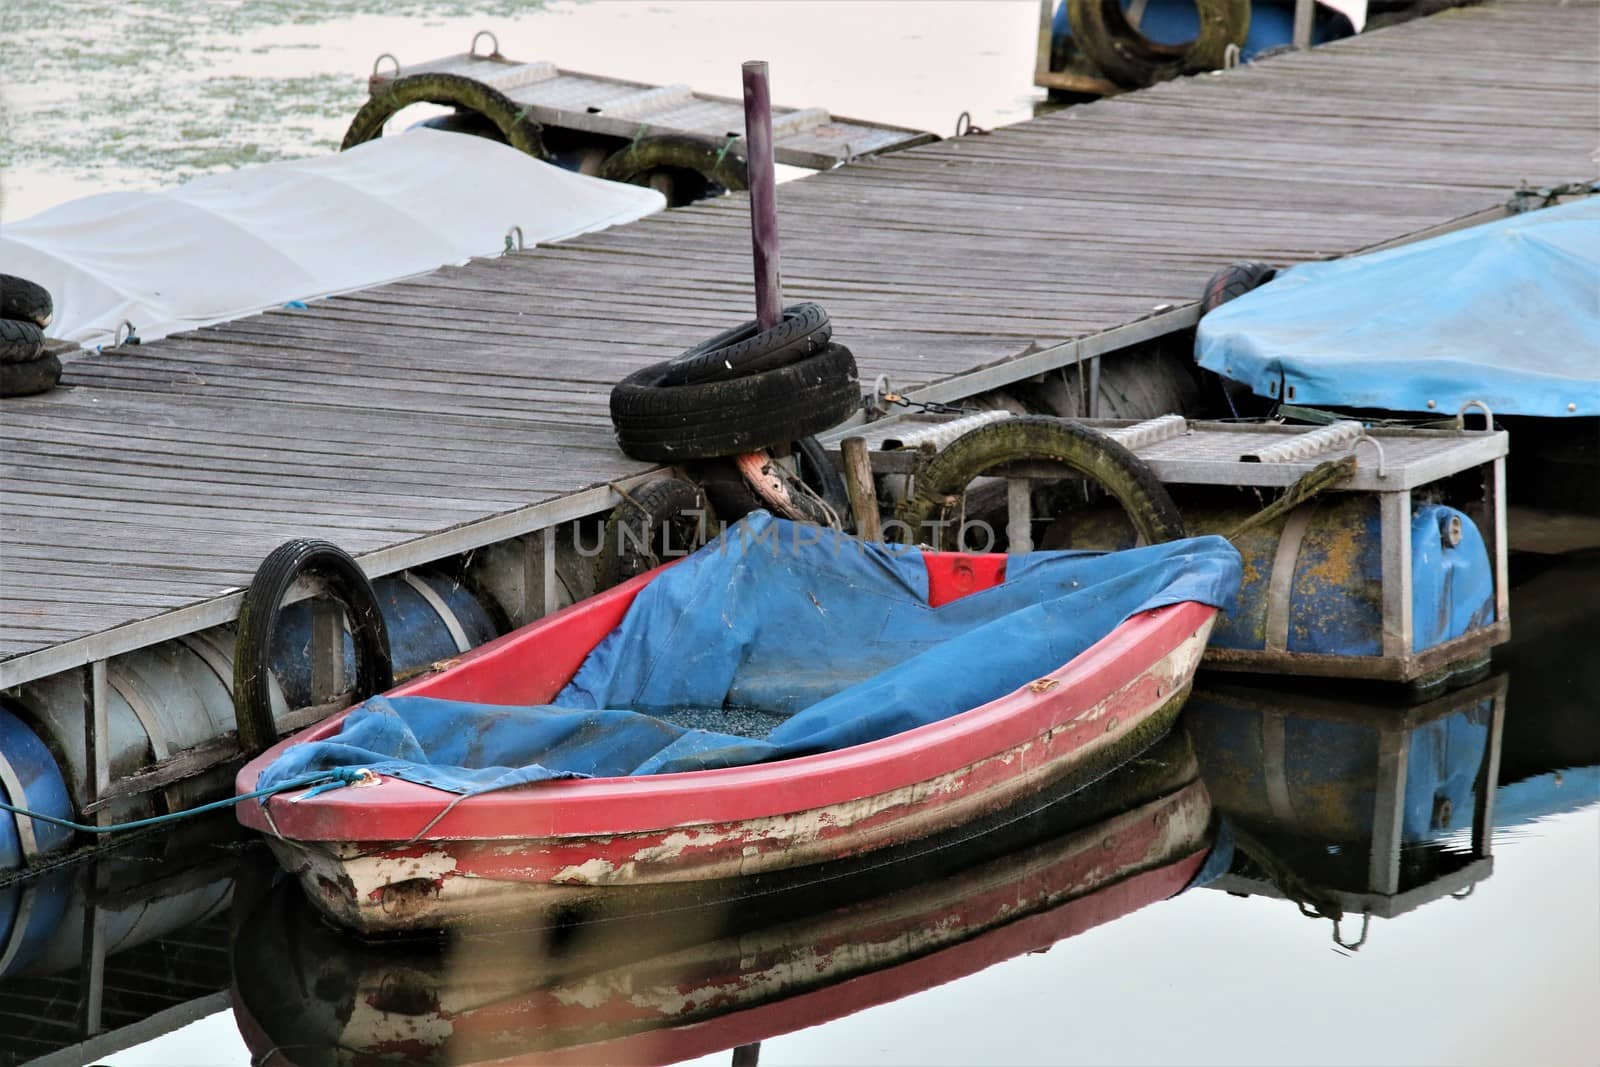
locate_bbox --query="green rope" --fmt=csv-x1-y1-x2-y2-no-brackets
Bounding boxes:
1223,456,1355,543
629,123,650,158
0,768,367,835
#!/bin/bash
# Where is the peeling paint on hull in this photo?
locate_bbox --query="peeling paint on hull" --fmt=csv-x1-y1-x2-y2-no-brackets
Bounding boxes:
265,615,1214,935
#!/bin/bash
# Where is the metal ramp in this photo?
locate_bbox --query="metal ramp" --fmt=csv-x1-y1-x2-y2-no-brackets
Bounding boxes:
369,32,937,170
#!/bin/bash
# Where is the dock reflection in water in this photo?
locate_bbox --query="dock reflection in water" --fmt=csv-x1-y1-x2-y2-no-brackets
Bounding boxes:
0,818,241,1065
1187,674,1506,944
230,730,1216,1066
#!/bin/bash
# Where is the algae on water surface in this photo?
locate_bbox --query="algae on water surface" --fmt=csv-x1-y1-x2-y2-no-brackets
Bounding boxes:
0,0,550,217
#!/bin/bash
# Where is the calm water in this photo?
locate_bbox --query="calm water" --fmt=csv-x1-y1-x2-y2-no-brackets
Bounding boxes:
1,3,1596,1065
2,553,1594,1067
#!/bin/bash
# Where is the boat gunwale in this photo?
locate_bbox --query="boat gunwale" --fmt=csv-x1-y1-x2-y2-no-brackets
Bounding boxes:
236,554,1217,843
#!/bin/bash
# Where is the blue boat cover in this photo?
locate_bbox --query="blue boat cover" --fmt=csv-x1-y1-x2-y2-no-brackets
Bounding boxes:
1196,198,1600,417
258,514,1240,797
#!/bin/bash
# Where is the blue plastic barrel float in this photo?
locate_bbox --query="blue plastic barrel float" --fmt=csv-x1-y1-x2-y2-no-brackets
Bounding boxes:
1047,495,1495,662
268,570,500,709
1207,498,1494,658
1050,0,1356,64
0,568,501,873
0,705,75,875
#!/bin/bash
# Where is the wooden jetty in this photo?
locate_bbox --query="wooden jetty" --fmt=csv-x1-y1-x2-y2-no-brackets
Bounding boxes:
2,0,1596,691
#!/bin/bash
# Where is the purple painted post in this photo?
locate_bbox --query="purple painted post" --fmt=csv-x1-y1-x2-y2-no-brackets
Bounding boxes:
742,60,783,331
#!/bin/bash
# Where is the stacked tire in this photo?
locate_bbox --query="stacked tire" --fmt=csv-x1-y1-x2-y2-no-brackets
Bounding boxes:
609,302,859,463
1,274,62,398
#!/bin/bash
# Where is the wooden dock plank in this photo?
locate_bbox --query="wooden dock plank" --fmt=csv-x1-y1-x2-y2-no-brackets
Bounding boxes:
2,0,1595,683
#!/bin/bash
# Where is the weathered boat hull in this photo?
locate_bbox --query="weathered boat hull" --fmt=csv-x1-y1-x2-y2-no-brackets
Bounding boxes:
239,557,1218,935
231,751,1214,1066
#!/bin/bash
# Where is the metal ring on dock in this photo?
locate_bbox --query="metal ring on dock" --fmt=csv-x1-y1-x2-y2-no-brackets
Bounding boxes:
1456,399,1494,430
471,30,500,58
371,53,401,80
505,225,525,253
1332,912,1371,951
113,321,137,347
1351,434,1388,478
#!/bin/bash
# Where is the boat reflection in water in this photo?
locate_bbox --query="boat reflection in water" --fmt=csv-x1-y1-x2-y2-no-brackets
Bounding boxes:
1186,673,1508,945
230,730,1219,1066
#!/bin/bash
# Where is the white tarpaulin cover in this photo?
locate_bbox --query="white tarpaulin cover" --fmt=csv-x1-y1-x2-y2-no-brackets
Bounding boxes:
0,129,665,348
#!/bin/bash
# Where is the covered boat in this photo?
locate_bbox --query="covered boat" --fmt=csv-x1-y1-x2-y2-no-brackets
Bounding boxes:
0,128,664,349
1195,198,1600,421
236,513,1239,934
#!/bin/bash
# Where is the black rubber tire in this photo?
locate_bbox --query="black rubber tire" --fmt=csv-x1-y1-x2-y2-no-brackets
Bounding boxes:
897,416,1186,547
661,303,832,386
690,436,851,526
0,275,52,329
343,73,551,160
593,478,710,590
0,318,45,365
796,436,852,522
1200,260,1278,314
1068,0,1249,88
611,343,860,462
597,132,749,198
0,352,61,397
692,457,766,523
234,539,394,756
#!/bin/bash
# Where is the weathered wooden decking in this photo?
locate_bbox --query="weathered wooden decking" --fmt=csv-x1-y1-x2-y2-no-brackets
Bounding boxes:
2,0,1596,687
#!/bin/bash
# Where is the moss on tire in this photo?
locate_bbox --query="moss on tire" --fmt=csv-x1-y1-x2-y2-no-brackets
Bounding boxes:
1068,0,1249,88
343,73,551,160
593,478,710,590
897,415,1186,547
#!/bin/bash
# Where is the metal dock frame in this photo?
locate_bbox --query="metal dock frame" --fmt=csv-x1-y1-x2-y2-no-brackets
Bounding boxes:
839,413,1512,684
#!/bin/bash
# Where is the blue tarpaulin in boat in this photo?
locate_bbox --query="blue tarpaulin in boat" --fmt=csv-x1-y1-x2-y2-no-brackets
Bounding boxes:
258,514,1241,797
1196,198,1600,417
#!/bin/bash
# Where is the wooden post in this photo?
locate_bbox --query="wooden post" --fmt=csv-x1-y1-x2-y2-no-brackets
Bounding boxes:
742,61,783,330
840,437,882,541
1007,479,1034,554
1292,0,1315,49
84,661,110,828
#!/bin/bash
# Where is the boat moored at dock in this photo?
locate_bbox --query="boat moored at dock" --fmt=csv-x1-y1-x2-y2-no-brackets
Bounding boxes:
235,515,1239,934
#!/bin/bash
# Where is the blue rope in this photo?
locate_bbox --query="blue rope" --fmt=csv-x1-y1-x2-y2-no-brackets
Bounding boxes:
0,768,365,835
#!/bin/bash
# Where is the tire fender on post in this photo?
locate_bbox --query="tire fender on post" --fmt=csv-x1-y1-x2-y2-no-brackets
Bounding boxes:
596,132,750,201
341,73,552,160
896,416,1187,547
1067,0,1250,89
593,478,710,590
610,342,860,463
662,302,831,387
1200,260,1278,315
0,320,46,366
233,539,394,756
0,275,53,330
0,353,61,398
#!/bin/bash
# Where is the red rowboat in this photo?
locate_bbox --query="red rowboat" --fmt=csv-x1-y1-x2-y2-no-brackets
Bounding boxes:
237,541,1224,935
